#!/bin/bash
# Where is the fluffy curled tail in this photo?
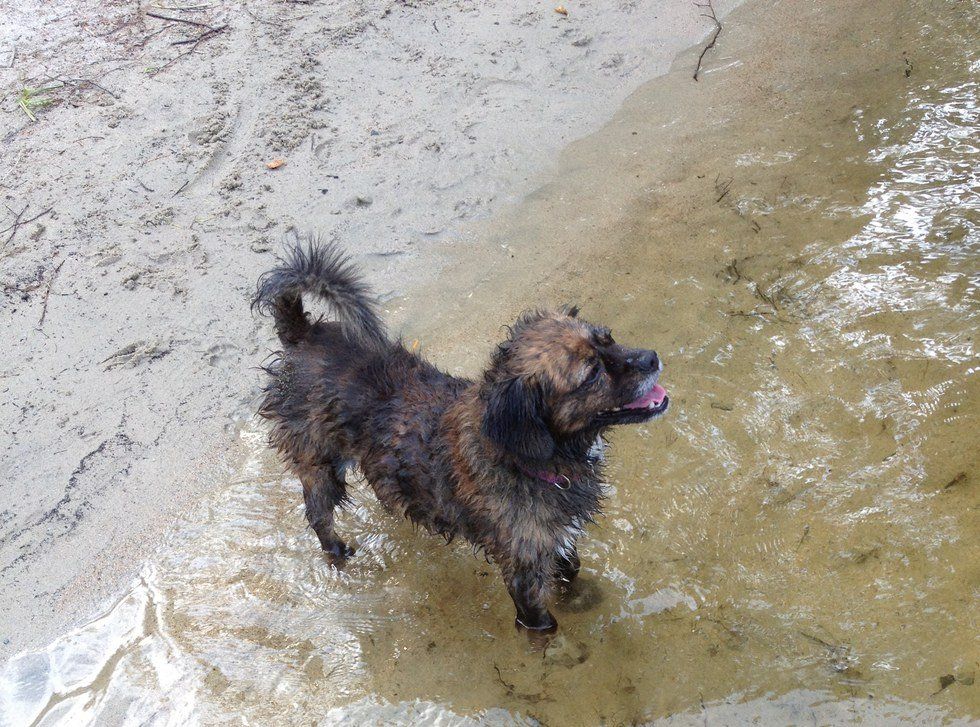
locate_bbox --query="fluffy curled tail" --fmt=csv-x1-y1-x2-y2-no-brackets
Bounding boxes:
252,239,388,349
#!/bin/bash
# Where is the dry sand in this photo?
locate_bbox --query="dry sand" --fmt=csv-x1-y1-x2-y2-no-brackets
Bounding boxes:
0,0,737,660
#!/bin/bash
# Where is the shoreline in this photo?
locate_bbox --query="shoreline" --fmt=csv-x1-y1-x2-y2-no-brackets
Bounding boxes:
0,0,740,661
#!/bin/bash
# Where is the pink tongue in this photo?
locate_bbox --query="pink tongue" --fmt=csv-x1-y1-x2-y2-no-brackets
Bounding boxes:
624,384,667,409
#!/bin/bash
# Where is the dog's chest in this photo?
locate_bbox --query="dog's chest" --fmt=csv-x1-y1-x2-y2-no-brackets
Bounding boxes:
494,478,598,551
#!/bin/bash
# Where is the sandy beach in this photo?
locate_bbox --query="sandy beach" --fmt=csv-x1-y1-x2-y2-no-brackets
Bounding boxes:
0,0,737,662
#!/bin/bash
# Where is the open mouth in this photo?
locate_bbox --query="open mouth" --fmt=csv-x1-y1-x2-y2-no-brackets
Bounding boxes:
598,379,669,424
619,383,669,413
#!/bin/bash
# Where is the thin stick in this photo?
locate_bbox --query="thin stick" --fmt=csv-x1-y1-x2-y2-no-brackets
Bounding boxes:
151,3,212,10
1,206,26,246
171,24,226,45
38,260,65,327
137,26,171,47
152,24,227,74
68,78,120,99
46,76,120,100
714,174,733,202
693,0,721,82
242,5,286,26
1,205,53,249
146,10,214,28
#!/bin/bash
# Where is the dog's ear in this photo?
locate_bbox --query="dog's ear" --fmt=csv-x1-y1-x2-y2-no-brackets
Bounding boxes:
482,376,555,461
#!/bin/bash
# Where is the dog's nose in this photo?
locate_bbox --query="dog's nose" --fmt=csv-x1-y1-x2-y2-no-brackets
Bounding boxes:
630,350,660,372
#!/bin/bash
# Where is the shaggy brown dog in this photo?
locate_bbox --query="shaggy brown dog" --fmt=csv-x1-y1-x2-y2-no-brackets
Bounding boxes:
253,243,669,633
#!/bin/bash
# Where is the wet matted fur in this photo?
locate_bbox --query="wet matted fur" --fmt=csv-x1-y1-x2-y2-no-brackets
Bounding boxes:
253,241,669,633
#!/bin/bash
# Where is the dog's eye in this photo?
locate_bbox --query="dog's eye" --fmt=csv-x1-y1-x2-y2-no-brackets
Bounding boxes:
594,328,614,347
582,362,603,388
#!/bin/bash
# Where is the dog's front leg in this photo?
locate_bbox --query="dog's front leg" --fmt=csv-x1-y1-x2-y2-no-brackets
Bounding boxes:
503,557,557,634
555,547,581,584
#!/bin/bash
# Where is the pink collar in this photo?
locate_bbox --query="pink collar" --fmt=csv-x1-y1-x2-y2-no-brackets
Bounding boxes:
519,465,572,490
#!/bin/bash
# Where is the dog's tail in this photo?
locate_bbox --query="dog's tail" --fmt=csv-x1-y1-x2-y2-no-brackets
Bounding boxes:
252,239,388,350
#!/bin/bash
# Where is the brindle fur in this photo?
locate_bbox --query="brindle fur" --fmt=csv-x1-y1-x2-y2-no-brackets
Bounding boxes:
253,241,667,633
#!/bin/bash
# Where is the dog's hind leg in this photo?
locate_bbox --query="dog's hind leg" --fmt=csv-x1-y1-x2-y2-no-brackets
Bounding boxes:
299,461,355,565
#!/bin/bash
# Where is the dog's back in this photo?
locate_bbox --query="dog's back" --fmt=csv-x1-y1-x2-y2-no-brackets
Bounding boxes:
261,320,460,459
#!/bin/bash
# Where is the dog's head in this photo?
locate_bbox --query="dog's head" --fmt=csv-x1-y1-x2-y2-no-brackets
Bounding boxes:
480,307,668,461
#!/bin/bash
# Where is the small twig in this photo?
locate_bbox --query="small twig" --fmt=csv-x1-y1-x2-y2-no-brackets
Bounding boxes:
38,260,65,327
146,10,214,28
2,205,53,250
173,179,190,196
152,24,227,75
45,76,120,100
753,283,780,311
725,309,770,319
714,174,733,203
798,630,837,650
242,5,286,26
171,24,227,45
1,206,27,247
94,17,137,39
492,664,514,693
67,78,120,100
137,26,172,47
151,3,212,10
693,0,721,82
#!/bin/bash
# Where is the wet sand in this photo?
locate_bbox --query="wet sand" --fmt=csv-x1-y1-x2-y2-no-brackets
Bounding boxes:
0,0,736,661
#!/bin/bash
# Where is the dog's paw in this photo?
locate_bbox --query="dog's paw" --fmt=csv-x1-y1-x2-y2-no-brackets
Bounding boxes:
321,540,356,567
518,615,559,649
515,610,558,636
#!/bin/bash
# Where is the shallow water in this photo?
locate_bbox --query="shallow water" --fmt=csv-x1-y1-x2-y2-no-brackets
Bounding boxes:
2,0,978,724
